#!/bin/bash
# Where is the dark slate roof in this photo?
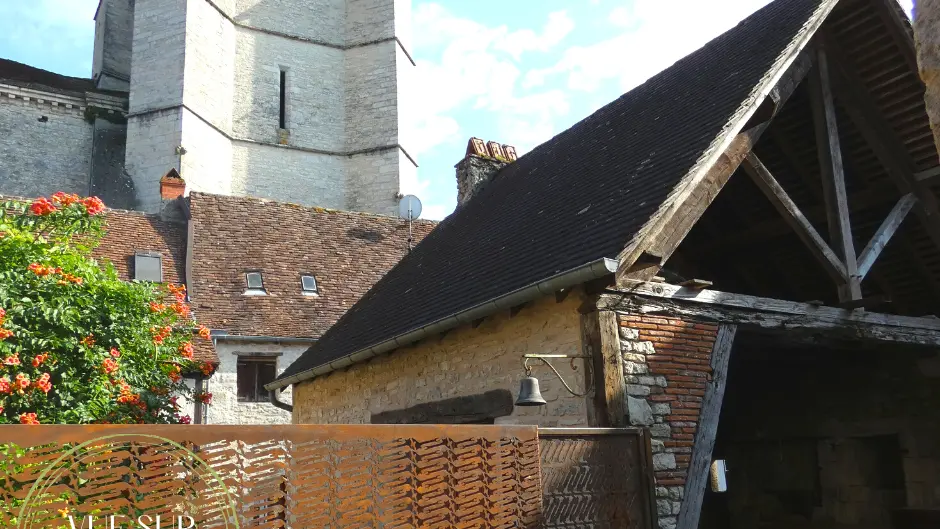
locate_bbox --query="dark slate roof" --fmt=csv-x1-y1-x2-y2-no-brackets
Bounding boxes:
276,0,828,384
0,59,97,96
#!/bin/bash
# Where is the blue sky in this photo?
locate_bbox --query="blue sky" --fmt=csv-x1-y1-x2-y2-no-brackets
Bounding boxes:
0,0,915,219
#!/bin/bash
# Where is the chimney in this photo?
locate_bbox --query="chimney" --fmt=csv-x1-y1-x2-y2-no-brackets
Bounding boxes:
455,138,518,207
160,168,186,200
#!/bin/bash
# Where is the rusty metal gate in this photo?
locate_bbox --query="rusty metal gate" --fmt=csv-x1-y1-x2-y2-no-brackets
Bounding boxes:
539,428,657,529
0,424,542,528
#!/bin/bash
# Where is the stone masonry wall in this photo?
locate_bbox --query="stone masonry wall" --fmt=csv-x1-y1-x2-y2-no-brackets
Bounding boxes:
618,312,720,529
233,27,345,151
94,0,134,91
125,108,183,210
914,0,940,161
203,340,309,425
232,142,347,208
233,0,345,44
0,100,93,198
293,295,590,426
180,108,233,196
183,0,236,134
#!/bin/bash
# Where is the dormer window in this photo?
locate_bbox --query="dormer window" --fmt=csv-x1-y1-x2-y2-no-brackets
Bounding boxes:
245,271,266,295
134,252,163,282
301,275,318,295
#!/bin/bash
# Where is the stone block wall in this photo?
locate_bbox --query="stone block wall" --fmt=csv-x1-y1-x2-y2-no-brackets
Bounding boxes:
203,340,309,424
231,142,347,208
618,313,720,529
183,0,236,134
234,0,345,44
129,0,187,113
93,0,135,91
125,108,183,209
293,295,590,427
232,28,345,150
180,108,233,196
0,99,93,198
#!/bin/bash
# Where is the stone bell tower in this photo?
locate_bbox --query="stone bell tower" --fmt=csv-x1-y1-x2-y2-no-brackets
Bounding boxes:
96,0,416,214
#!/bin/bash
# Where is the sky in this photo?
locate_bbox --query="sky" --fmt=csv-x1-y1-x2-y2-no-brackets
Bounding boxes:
0,0,916,220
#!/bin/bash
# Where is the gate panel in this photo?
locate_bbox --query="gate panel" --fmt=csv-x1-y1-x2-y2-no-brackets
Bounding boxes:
0,424,541,528
539,428,656,529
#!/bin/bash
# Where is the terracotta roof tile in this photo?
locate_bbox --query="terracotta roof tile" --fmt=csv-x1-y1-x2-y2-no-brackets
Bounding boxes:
187,193,436,339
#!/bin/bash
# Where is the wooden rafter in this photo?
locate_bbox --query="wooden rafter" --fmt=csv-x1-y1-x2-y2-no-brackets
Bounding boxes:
767,129,907,309
857,194,916,279
617,51,816,282
824,36,940,252
809,46,861,300
742,152,849,282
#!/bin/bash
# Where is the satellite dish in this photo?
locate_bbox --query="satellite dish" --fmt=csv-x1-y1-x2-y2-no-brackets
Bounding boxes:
398,195,423,220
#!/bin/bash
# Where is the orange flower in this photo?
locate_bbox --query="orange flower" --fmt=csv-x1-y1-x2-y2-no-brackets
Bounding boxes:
19,413,40,425
198,325,211,340
179,342,194,359
149,302,166,313
168,365,182,383
171,302,191,318
195,392,213,405
3,353,20,366
34,373,52,394
80,334,95,347
28,263,53,277
102,358,119,375
110,348,121,358
0,307,5,324
0,377,11,394
0,329,12,340
51,192,80,206
82,196,105,215
31,352,49,368
200,362,215,376
29,197,57,215
15,373,30,392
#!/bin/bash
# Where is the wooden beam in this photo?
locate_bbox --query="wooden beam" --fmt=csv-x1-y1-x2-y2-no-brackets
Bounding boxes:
809,46,861,300
742,153,849,282
606,282,940,346
580,309,626,427
677,324,737,529
916,166,940,183
617,50,816,283
838,295,891,310
857,194,916,279
873,0,920,76
598,310,627,427
824,36,940,252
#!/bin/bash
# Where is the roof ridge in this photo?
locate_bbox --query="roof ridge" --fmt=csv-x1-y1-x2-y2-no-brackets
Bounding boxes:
189,191,439,225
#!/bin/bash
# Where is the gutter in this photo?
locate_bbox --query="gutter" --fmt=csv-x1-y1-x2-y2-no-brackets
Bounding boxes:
212,334,317,345
266,257,618,391
269,389,294,413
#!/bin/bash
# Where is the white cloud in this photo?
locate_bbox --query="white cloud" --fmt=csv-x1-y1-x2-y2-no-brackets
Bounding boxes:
409,4,576,158
524,0,772,97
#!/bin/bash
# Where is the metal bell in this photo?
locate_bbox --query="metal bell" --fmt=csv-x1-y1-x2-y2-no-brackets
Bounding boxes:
515,376,547,406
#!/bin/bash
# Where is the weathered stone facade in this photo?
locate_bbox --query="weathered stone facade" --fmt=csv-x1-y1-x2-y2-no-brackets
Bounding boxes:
293,295,591,427
915,0,940,161
456,154,509,206
203,339,310,425
617,313,721,529
3,0,414,216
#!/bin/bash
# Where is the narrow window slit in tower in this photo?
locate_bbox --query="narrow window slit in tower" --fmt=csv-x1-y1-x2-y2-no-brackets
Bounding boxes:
279,69,287,130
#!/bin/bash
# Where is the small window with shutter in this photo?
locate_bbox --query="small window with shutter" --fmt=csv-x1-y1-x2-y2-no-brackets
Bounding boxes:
237,357,277,402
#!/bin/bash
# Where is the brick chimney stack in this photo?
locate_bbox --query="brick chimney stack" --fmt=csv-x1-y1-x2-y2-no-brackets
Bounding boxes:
160,168,186,200
455,138,518,207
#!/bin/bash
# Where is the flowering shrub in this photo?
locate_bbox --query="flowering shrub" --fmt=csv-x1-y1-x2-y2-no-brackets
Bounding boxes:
0,194,210,424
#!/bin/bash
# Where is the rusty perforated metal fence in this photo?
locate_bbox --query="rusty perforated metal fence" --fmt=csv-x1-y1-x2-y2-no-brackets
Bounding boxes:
539,428,656,529
0,424,542,528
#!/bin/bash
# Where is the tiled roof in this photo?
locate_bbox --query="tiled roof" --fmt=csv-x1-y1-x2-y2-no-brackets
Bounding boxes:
0,59,98,96
275,0,830,385
186,193,436,339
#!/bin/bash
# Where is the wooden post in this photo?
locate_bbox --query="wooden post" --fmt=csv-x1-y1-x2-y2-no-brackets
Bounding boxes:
857,194,916,279
742,153,849,282
677,324,737,529
580,307,627,427
809,46,861,301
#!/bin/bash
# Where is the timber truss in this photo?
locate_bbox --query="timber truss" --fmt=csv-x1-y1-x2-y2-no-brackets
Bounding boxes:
617,10,940,311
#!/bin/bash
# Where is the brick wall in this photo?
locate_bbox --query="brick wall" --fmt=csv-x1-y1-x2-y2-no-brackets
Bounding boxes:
618,313,719,529
293,294,590,427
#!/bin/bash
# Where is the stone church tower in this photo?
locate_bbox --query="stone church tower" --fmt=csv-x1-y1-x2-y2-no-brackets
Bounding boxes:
1,0,415,215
